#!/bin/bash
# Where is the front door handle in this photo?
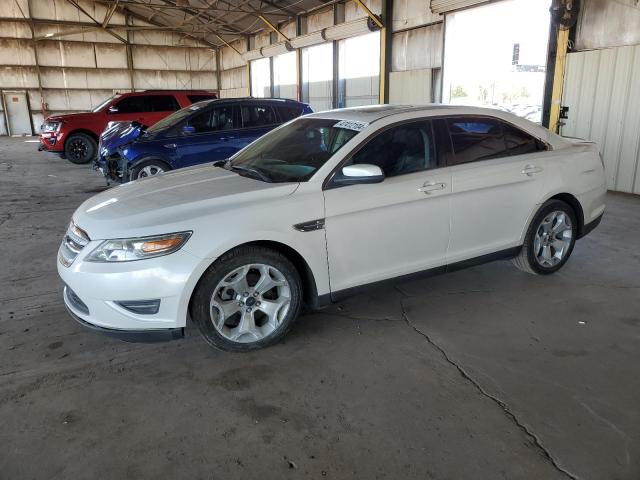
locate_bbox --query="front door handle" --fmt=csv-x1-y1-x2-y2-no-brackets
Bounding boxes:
522,164,543,176
418,182,446,194
163,143,177,149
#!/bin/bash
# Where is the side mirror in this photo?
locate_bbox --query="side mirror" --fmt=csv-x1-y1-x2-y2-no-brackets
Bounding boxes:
108,105,118,114
182,125,196,135
332,164,385,186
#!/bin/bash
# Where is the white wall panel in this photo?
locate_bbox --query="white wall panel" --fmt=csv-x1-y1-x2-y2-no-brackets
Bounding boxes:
0,39,36,66
392,23,442,71
40,68,131,89
393,0,440,31
0,66,39,88
94,44,127,69
389,69,433,104
562,46,640,194
133,70,217,90
36,41,96,68
132,45,215,71
307,8,334,32
221,40,247,70
0,0,28,18
0,21,32,39
31,0,126,25
345,0,381,21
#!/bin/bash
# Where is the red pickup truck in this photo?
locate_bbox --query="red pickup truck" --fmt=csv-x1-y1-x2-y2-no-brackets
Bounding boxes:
39,90,216,164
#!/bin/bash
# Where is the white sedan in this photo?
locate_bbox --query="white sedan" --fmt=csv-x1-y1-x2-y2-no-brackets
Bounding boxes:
58,105,606,351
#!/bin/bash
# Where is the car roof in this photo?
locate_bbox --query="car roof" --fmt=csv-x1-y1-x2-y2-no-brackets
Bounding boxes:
306,104,566,148
119,90,214,96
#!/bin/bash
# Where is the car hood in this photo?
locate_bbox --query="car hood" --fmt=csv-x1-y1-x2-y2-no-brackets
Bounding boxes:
47,112,96,123
99,122,146,156
74,165,299,240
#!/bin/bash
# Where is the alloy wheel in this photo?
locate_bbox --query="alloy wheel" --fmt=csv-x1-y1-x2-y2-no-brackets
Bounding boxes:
137,165,164,178
69,139,88,161
209,263,291,343
533,210,573,267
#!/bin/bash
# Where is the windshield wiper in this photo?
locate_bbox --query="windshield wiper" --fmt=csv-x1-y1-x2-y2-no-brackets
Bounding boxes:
230,165,272,183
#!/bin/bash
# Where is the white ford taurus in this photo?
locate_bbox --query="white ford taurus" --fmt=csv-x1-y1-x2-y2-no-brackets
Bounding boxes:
58,105,606,351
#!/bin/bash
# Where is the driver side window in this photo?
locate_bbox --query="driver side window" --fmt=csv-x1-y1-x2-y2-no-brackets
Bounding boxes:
350,121,436,178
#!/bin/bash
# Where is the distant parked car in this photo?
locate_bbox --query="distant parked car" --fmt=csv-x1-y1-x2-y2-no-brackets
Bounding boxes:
96,98,313,183
39,90,217,164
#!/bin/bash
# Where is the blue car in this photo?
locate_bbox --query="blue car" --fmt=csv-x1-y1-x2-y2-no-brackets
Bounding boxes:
97,98,312,183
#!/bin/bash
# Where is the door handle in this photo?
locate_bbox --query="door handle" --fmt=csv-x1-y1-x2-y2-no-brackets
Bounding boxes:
418,182,446,194
522,164,543,176
163,143,177,149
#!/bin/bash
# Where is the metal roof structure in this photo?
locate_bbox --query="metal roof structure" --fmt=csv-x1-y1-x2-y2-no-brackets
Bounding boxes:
90,0,336,48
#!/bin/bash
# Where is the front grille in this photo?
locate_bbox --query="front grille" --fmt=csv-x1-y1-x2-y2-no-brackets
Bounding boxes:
59,220,90,267
64,286,90,315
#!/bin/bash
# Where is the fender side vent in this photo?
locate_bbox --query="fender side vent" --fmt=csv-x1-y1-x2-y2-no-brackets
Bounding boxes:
293,219,325,232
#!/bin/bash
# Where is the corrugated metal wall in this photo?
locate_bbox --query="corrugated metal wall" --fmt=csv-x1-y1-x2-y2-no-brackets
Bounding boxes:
388,2,442,105
0,0,217,135
561,46,640,194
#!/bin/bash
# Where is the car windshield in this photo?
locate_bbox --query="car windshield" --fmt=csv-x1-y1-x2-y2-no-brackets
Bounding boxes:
146,100,214,133
228,118,360,183
92,94,120,112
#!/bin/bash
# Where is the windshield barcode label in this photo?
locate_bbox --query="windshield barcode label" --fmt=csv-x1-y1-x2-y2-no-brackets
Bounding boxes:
334,120,369,131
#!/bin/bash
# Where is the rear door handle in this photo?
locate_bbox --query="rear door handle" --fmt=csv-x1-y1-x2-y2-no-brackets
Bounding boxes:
418,182,446,194
522,164,543,176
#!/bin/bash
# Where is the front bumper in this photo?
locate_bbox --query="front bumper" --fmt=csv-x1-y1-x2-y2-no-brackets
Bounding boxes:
39,133,64,152
58,242,207,340
64,287,183,342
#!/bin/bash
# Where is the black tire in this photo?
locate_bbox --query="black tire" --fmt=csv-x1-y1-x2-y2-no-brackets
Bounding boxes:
129,159,171,181
190,246,303,352
512,199,578,275
64,133,97,164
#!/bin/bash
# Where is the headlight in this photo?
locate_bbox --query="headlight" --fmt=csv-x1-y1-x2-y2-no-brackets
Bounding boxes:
85,231,192,262
42,121,62,133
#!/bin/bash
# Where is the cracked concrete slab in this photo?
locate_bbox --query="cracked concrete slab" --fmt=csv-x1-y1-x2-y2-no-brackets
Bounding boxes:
1,137,638,479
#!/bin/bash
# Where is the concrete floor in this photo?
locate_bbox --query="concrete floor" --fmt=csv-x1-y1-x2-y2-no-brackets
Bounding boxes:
1,136,638,480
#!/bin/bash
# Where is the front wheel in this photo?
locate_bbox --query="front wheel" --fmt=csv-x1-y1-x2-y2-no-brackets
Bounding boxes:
129,160,170,181
190,246,303,352
512,199,577,275
65,133,97,164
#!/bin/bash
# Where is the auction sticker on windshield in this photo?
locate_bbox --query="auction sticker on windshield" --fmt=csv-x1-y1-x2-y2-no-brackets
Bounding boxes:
334,120,369,131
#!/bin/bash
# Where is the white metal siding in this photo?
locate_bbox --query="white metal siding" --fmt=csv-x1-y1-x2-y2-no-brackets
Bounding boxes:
430,0,489,14
561,46,640,194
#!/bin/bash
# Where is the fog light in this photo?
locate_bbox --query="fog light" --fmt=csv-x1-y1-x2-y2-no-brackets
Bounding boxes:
115,299,161,315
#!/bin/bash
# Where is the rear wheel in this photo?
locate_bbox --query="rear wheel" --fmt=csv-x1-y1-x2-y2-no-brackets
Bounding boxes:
130,160,170,180
64,133,97,164
190,246,303,352
512,199,577,275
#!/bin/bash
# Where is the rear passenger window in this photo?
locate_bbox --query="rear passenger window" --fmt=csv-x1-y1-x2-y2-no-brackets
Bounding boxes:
350,121,436,178
278,106,303,122
148,95,180,112
503,123,546,155
187,94,216,103
241,105,278,128
447,117,508,165
114,96,147,114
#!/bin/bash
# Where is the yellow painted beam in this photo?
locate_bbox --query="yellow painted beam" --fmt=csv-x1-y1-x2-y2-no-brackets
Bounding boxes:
379,26,386,104
549,27,570,133
352,0,384,29
259,15,290,42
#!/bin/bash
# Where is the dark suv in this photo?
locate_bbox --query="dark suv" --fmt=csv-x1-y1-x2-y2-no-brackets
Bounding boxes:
97,98,312,183
39,90,216,164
